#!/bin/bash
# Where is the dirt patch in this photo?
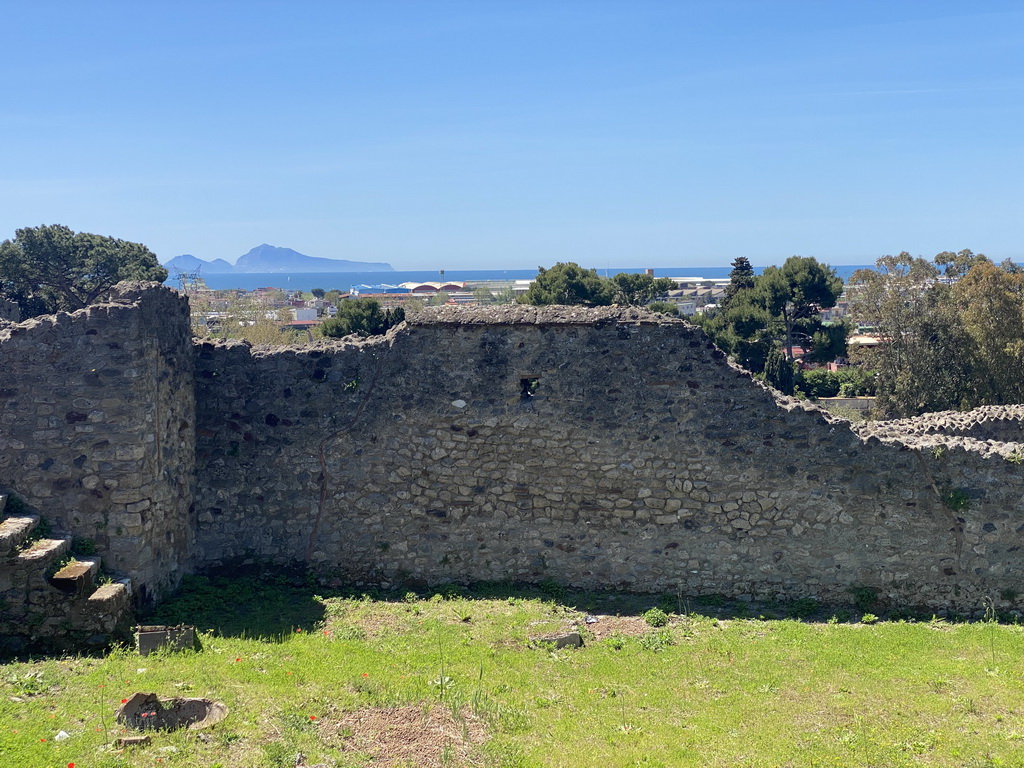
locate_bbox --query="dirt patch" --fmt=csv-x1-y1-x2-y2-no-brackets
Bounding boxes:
318,704,487,767
327,606,411,638
583,615,659,641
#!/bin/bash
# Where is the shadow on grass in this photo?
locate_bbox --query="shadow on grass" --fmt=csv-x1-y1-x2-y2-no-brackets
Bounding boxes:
139,563,974,642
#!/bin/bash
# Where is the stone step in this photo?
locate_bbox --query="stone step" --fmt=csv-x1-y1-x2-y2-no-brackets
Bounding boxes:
0,515,39,558
50,557,101,595
16,537,71,567
89,580,128,603
68,578,134,645
86,578,133,614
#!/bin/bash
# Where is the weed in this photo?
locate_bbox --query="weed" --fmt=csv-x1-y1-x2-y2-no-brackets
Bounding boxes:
848,585,879,612
471,662,485,716
642,607,669,627
1007,450,1024,465
955,696,979,715
71,536,98,556
539,578,566,599
436,622,450,700
4,670,48,696
787,597,819,619
861,613,879,625
438,584,468,600
984,596,998,670
942,487,971,512
695,593,727,607
657,593,676,614
931,445,948,460
638,629,675,652
332,625,367,641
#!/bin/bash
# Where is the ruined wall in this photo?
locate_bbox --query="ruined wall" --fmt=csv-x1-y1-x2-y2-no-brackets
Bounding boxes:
0,297,19,323
855,405,1024,446
193,306,1024,613
0,284,195,600
3,289,1022,617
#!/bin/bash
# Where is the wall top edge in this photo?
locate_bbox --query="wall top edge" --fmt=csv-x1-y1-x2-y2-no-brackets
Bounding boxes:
406,305,694,328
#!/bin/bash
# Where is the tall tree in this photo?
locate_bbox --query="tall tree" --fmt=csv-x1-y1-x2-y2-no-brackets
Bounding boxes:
757,256,843,360
763,348,796,395
610,273,676,306
934,248,988,279
848,253,971,417
518,262,614,306
952,259,1024,405
700,255,843,375
0,224,168,315
722,256,756,309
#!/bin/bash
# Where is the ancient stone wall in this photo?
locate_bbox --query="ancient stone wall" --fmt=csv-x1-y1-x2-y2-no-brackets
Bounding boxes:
0,297,19,323
3,290,1023,619
855,405,1024,447
0,284,195,601
192,306,1024,614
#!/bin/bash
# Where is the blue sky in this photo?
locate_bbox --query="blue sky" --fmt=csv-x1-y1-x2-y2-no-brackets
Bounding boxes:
2,1,1021,270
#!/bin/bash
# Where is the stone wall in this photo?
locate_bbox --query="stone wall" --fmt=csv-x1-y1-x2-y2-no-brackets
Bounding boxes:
192,305,1024,613
0,297,19,323
855,405,1024,446
3,290,1023,619
0,283,195,601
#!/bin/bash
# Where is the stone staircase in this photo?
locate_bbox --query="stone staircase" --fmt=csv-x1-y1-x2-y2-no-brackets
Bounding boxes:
0,495,134,655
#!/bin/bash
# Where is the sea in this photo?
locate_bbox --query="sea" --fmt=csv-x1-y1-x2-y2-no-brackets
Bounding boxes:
173,265,872,293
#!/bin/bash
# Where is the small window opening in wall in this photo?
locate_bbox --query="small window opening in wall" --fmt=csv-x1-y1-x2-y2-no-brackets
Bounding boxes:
520,377,540,398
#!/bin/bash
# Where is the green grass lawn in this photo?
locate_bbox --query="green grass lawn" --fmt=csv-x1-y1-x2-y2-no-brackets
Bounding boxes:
2,573,1023,767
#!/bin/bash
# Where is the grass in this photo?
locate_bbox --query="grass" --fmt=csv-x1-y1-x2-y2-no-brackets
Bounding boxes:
3,572,1024,767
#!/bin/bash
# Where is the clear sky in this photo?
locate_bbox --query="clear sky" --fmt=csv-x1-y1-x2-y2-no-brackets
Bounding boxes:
2,1,1021,270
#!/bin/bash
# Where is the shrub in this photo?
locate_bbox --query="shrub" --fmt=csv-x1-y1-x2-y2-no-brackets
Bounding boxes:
642,607,669,627
320,299,404,338
800,368,841,398
646,301,679,316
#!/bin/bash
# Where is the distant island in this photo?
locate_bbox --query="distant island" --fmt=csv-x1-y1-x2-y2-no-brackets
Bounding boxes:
164,244,394,274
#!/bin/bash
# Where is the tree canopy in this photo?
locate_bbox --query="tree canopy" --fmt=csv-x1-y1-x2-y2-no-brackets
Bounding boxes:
697,256,844,391
0,224,168,316
610,273,676,306
518,262,614,306
722,256,755,309
319,298,405,338
849,250,1024,416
